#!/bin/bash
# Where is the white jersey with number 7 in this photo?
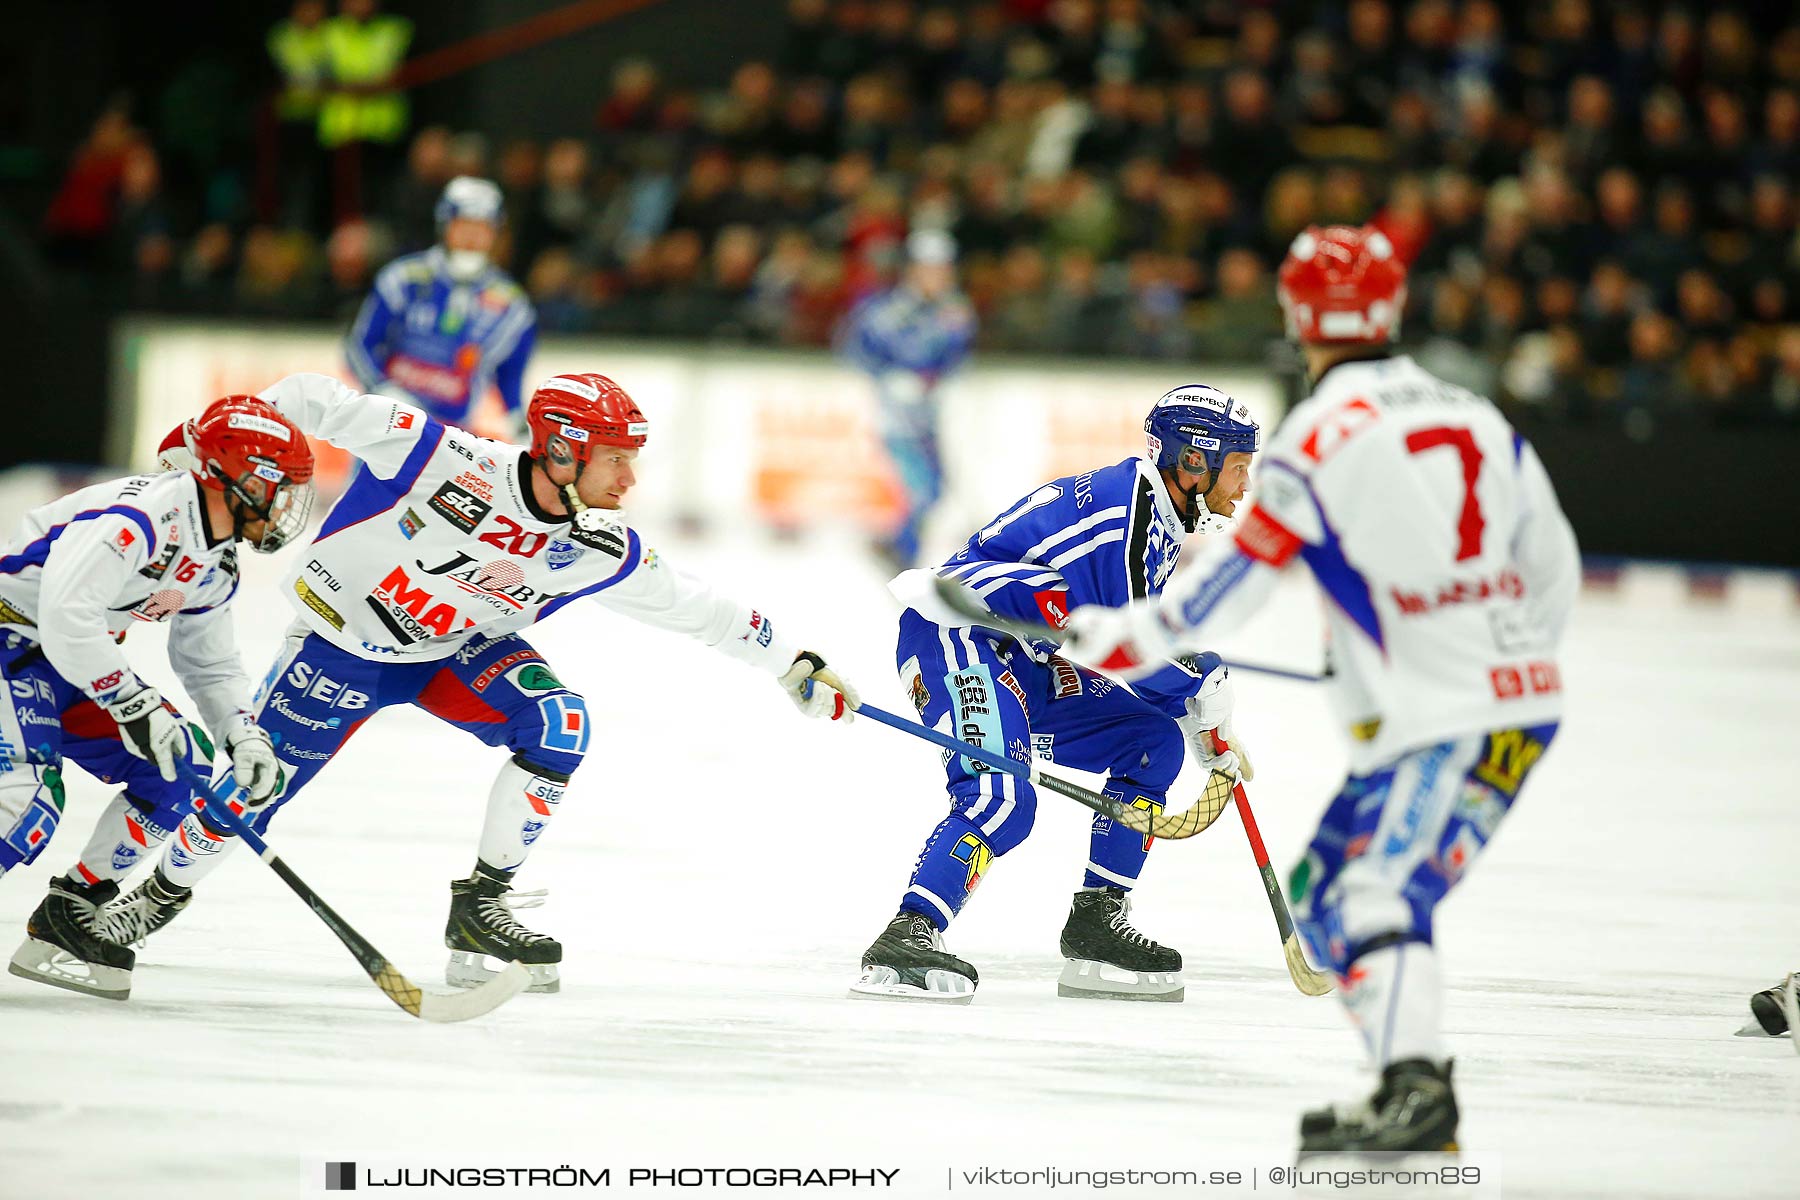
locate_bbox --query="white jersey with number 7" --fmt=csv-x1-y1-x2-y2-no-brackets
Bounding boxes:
1155,353,1580,771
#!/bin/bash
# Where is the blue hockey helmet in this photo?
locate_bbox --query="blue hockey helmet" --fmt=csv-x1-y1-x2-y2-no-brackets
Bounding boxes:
1144,384,1261,480
434,175,505,231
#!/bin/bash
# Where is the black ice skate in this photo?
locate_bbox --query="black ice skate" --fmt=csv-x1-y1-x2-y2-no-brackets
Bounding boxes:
1739,972,1798,1038
444,867,561,994
848,912,979,1004
1298,1059,1460,1160
100,868,193,948
8,875,136,1000
1057,887,1184,1002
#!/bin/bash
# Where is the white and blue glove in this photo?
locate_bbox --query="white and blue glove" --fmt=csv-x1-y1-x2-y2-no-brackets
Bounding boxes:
1175,652,1253,783
779,652,859,723
223,713,283,807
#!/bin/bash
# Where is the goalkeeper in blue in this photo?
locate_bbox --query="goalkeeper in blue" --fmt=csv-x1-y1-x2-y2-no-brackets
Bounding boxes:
850,386,1261,1004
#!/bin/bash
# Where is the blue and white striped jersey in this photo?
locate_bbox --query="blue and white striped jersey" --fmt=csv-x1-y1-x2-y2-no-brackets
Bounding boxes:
839,285,976,383
346,248,536,426
891,455,1207,716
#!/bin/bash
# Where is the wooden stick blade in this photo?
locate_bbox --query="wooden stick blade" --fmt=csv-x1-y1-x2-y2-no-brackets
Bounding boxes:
1115,769,1236,841
1284,934,1335,996
415,960,532,1023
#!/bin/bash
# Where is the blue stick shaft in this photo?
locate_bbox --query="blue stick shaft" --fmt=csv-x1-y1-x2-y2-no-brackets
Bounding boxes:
173,760,268,855
855,701,1144,827
855,702,1035,784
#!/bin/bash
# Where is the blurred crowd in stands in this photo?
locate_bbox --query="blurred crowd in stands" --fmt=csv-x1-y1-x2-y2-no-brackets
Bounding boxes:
33,0,1800,429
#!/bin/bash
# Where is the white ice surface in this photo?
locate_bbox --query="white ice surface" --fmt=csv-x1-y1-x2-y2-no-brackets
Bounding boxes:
1,529,1797,1199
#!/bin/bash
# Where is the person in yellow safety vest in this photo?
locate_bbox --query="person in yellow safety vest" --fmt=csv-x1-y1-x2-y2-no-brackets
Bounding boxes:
268,0,330,125
318,0,413,151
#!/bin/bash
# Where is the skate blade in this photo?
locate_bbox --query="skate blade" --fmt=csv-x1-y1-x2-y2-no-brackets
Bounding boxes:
447,951,559,994
1056,959,1184,1002
8,938,131,1001
847,966,975,1005
1295,1144,1460,1168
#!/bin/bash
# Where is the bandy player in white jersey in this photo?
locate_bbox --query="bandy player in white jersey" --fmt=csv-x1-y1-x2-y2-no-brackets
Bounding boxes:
1059,225,1580,1156
41,370,858,998
3,397,313,998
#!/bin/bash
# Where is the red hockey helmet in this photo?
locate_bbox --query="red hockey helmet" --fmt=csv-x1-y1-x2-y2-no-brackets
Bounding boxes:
526,373,647,468
1276,225,1408,345
161,396,316,552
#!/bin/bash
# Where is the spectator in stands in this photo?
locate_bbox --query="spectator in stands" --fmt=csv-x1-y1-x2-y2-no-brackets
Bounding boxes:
268,0,332,231
318,0,413,220
39,0,1800,433
1195,246,1281,361
386,126,455,253
43,106,142,270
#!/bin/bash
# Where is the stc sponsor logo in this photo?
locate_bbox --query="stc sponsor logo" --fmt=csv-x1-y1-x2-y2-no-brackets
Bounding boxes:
426,482,492,534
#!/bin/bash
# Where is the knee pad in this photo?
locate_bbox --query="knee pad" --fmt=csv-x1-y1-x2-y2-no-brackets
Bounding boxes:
947,774,1035,856
513,692,589,779
0,763,66,871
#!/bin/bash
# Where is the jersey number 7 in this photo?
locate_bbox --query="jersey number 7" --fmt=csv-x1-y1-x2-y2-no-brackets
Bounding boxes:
1404,426,1485,561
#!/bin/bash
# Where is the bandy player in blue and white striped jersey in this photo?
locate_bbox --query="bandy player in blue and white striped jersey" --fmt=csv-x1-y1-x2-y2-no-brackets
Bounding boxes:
850,387,1261,1005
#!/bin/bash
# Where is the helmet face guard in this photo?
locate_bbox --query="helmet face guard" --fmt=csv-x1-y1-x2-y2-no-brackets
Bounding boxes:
221,463,316,553
181,396,316,552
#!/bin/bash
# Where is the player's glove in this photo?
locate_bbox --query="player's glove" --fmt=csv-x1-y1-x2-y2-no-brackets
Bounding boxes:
106,687,188,783
223,714,284,807
1175,653,1254,783
779,651,859,722
1060,601,1179,681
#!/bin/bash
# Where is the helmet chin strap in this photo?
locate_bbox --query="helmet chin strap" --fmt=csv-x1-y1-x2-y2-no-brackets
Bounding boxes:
1181,478,1233,536
556,458,611,534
